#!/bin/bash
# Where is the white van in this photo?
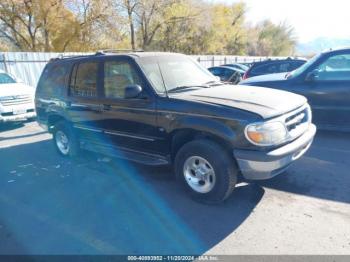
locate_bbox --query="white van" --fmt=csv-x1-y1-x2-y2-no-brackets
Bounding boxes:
0,70,36,123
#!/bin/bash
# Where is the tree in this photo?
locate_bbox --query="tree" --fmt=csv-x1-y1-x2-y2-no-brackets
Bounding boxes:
247,20,296,56
146,0,205,53
0,0,81,51
0,0,297,54
0,0,41,50
66,0,128,51
135,0,181,50
147,1,248,55
121,0,138,50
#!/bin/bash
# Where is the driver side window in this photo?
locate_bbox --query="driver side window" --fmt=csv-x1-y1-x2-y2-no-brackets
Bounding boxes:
103,60,142,99
314,54,350,81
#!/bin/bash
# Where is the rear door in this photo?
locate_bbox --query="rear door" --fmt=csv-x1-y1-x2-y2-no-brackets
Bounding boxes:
66,58,105,142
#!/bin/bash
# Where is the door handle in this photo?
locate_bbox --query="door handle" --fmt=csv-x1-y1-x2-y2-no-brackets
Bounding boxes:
102,104,112,111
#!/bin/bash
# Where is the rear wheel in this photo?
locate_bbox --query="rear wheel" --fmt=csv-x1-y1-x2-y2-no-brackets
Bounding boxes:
53,121,79,157
175,139,238,203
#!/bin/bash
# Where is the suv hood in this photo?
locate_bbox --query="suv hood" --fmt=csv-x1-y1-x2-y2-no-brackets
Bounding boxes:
241,72,287,84
171,85,307,119
0,83,34,97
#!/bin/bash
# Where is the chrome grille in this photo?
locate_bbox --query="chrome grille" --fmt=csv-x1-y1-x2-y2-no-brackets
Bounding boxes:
284,105,311,140
285,108,308,132
0,95,32,106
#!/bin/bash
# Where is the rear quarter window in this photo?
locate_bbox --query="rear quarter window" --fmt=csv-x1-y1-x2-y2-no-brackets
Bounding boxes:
37,62,71,97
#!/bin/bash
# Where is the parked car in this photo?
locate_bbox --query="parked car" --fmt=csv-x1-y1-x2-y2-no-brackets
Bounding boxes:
0,70,36,123
35,51,316,203
208,66,244,84
243,58,307,79
240,48,350,131
221,63,249,72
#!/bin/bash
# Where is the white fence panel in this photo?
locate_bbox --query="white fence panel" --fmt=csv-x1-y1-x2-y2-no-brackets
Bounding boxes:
0,52,284,87
0,52,88,87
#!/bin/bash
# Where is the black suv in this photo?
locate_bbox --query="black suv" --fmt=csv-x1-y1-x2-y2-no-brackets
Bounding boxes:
35,51,316,203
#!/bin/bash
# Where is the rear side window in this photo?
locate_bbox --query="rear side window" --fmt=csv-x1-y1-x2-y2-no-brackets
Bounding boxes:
37,63,70,96
209,67,223,76
223,69,234,80
251,63,280,75
251,61,305,76
70,62,99,98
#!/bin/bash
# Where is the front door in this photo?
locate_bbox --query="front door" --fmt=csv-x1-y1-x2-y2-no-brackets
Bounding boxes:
304,52,350,130
97,57,162,155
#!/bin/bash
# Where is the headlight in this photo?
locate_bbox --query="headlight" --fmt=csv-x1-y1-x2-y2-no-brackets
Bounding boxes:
245,121,288,146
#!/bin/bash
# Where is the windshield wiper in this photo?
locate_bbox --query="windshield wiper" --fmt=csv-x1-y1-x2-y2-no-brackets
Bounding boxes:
204,80,225,86
168,85,210,93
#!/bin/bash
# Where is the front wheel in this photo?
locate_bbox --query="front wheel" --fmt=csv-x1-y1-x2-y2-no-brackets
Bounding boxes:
53,121,79,157
175,139,238,203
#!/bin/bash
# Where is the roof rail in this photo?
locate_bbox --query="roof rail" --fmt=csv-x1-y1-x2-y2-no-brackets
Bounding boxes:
48,53,93,63
95,49,144,55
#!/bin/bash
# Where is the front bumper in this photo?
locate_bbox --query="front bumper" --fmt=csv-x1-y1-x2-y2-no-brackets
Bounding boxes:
0,111,36,122
234,124,317,180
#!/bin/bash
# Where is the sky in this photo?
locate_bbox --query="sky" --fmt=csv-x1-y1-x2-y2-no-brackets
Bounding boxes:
214,0,350,43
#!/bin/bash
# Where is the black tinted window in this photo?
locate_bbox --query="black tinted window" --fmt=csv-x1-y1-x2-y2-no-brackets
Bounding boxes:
71,62,98,97
290,61,305,70
209,67,223,76
251,61,304,75
37,63,70,96
223,69,233,80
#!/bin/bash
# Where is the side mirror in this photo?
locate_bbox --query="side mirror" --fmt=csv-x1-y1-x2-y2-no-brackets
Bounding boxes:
124,84,143,99
305,70,318,82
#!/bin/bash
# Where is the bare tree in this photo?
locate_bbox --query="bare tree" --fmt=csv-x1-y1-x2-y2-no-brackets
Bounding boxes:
0,0,41,50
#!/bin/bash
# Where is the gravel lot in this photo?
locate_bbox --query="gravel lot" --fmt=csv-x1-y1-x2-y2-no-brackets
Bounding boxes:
0,121,349,255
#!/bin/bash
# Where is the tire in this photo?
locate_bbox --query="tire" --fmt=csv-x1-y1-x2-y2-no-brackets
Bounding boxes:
174,139,238,204
53,121,79,157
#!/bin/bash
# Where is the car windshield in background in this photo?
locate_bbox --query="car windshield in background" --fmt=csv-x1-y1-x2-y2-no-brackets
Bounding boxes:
0,73,16,84
139,56,217,93
288,54,321,78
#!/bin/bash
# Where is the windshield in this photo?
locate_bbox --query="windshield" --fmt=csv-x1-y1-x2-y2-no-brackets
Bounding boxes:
288,54,321,78
0,73,16,84
139,55,217,93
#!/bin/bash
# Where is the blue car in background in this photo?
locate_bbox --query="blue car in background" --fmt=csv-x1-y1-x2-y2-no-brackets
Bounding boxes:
240,48,350,131
242,58,306,80
208,66,245,84
222,63,250,72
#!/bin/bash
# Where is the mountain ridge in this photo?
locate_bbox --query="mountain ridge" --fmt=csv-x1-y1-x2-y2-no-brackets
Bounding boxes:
297,37,350,56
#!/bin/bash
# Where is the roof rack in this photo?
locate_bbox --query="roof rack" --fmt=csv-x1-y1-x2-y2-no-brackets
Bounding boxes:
48,53,93,63
95,49,144,55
